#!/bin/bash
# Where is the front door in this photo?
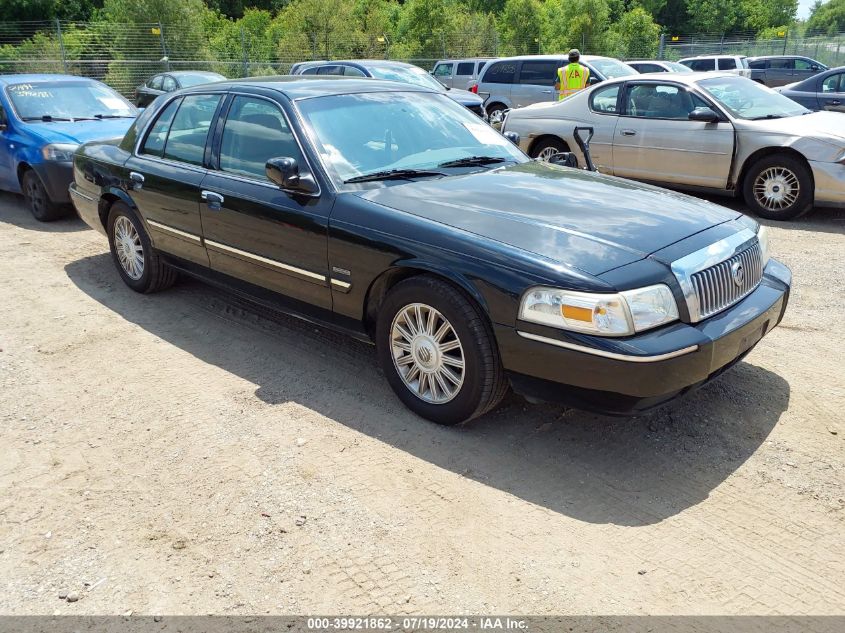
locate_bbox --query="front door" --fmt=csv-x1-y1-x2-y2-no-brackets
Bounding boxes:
433,62,454,88
612,82,734,189
766,58,794,87
124,93,223,267
199,93,332,310
819,72,845,112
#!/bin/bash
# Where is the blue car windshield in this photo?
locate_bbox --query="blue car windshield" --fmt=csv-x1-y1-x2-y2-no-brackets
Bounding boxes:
297,91,528,185
6,81,137,121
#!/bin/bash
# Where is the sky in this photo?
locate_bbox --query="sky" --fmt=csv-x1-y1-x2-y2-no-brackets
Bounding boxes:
797,0,821,20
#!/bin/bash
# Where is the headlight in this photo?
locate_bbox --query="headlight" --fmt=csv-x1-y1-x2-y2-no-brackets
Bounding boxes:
41,143,79,162
757,224,770,266
519,284,679,336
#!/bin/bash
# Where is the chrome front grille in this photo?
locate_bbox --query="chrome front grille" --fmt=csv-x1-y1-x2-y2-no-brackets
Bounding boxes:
691,242,763,319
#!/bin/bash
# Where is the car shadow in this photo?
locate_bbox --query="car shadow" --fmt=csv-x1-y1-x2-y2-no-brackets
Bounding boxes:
0,192,88,233
692,192,845,235
64,254,790,527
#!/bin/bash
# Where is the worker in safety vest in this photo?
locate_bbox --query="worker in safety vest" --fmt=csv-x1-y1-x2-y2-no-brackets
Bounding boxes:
555,49,590,101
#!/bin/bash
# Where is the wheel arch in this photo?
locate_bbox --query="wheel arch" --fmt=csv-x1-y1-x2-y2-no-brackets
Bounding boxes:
98,187,139,230
362,262,491,339
736,146,814,194
527,134,571,158
16,161,33,186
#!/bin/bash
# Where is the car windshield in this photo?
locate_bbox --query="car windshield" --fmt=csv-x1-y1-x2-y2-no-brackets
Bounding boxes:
589,58,637,79
177,73,224,87
297,91,527,185
665,62,691,72
698,76,810,119
7,81,136,120
368,65,446,92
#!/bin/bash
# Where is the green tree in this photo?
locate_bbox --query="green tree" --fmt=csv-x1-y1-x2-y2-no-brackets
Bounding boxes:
806,0,845,35
607,7,661,58
541,0,610,53
498,0,541,55
684,0,738,33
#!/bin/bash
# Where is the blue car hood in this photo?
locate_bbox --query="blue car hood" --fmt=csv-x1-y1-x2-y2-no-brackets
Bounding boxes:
23,118,135,144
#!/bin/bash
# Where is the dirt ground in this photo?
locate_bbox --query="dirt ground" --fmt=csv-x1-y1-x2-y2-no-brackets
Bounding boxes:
0,191,843,616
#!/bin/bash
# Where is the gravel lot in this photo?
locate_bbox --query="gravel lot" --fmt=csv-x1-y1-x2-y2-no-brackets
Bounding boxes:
1,191,843,616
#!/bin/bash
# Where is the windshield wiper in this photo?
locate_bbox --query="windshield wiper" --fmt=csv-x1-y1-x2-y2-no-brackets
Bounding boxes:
438,155,508,168
749,114,786,120
22,115,74,122
94,114,134,119
344,168,446,184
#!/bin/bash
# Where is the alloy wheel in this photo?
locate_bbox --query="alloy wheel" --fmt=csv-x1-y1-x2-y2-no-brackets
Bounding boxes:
753,166,799,212
390,303,465,404
537,146,559,161
113,215,144,280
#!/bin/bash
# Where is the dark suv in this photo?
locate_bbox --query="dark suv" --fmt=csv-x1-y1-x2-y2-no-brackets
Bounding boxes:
747,56,827,87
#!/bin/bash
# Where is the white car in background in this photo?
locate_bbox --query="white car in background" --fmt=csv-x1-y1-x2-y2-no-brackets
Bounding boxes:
502,72,845,220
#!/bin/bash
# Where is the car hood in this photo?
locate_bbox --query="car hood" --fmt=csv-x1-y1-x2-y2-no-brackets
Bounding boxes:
355,162,740,276
22,118,136,145
445,88,484,107
734,111,845,142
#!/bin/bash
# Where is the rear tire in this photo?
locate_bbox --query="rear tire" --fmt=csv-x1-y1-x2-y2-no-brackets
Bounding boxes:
486,102,507,122
376,276,508,425
742,154,813,221
107,203,178,293
22,170,66,222
530,137,569,161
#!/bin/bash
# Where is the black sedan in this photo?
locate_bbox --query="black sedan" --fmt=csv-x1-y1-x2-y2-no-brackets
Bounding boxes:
134,71,226,107
69,77,791,425
777,66,845,112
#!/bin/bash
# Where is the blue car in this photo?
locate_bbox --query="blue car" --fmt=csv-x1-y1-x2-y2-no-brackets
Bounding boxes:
0,74,138,221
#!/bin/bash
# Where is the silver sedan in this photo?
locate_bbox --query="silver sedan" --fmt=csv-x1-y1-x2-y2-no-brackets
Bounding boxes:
502,72,845,220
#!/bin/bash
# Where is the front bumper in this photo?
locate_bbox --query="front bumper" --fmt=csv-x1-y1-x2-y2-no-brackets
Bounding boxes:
33,161,73,204
496,259,791,415
809,160,845,207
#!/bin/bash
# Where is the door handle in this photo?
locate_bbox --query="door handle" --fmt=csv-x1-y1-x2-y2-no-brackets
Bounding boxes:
829,100,841,106
620,129,636,136
201,190,224,210
541,89,553,94
129,171,144,191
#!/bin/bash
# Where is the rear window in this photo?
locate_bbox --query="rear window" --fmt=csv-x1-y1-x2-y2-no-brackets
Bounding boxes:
456,62,474,75
718,58,737,70
684,59,714,71
517,60,559,86
483,61,517,84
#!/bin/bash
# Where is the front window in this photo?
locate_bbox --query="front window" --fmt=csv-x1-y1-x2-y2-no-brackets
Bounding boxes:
296,91,527,185
699,76,809,119
7,81,136,121
367,65,445,92
433,63,453,77
589,58,637,79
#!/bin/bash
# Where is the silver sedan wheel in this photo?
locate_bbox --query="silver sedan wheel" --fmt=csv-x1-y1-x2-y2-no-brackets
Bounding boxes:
114,216,144,280
390,303,465,404
753,166,800,211
537,146,559,161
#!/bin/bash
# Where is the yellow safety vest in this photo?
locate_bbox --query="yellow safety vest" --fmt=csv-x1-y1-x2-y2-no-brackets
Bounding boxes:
557,63,590,100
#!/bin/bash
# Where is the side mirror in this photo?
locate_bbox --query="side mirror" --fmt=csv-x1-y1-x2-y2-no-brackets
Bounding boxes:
688,107,720,123
587,75,600,85
503,131,520,145
265,157,318,195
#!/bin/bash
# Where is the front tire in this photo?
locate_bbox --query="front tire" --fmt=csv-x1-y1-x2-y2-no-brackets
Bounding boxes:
743,154,813,221
22,170,66,221
376,276,508,425
107,203,177,293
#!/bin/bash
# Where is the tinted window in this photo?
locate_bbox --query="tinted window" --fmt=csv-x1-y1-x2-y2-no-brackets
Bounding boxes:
140,98,181,157
219,96,303,180
317,65,343,76
149,75,163,90
590,84,620,113
343,66,366,77
301,67,318,75
748,60,766,69
769,58,793,69
483,61,517,84
162,76,177,92
822,74,842,93
685,59,714,71
162,94,221,165
433,63,452,77
625,84,699,119
718,58,737,70
635,63,665,73
456,62,474,75
517,60,559,86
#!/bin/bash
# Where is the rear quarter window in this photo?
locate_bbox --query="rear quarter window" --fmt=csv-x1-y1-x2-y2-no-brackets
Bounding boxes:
456,62,474,75
482,61,517,84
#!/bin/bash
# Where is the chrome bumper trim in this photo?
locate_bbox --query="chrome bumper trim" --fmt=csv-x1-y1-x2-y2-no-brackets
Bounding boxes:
205,238,326,282
69,185,96,202
517,331,699,363
147,219,202,244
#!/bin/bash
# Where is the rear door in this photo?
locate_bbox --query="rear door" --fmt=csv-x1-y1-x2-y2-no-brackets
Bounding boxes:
611,81,734,188
124,93,224,267
432,62,454,88
766,58,794,87
477,60,517,108
199,93,332,310
511,59,561,107
819,72,845,112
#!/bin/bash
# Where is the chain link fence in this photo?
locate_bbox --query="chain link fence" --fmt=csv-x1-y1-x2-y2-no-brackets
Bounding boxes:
2,21,845,98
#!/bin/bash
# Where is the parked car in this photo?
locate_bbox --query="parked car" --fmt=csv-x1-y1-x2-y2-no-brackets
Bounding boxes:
135,71,226,107
776,66,845,112
431,58,491,90
472,54,638,119
679,55,752,78
0,74,137,221
289,60,486,117
502,72,845,220
69,76,790,424
628,60,691,73
747,56,827,87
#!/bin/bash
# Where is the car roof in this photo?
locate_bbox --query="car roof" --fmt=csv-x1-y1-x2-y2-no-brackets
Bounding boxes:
0,73,99,85
598,71,740,84
746,55,811,60
679,54,746,60
483,54,619,62
165,70,225,77
436,58,491,62
184,75,433,100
